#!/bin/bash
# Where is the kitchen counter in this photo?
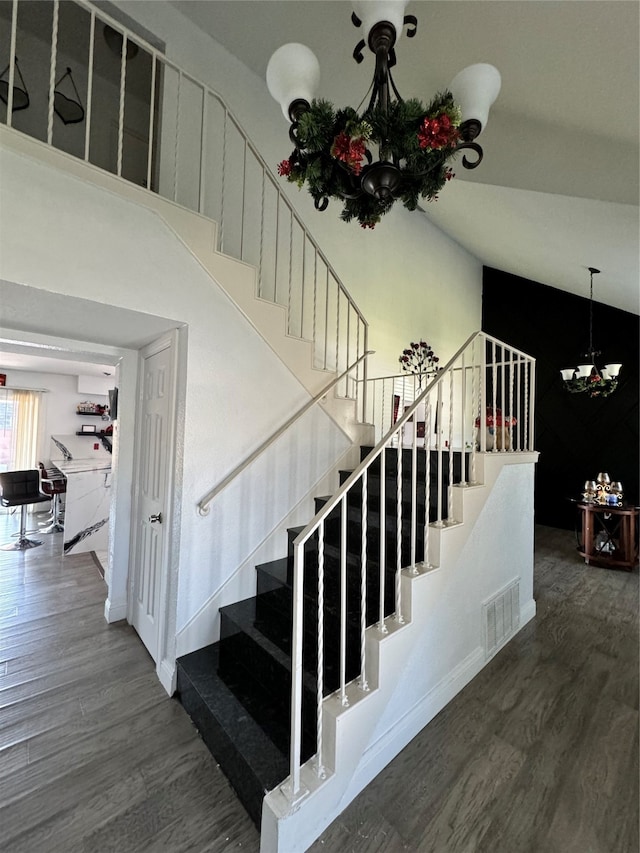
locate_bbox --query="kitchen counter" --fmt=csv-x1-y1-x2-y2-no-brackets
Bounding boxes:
50,435,112,556
54,459,111,475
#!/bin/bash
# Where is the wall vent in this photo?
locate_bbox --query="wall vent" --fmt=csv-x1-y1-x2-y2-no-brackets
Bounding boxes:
483,579,520,659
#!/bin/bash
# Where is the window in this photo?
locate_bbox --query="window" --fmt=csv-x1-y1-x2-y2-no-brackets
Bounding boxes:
0,389,43,473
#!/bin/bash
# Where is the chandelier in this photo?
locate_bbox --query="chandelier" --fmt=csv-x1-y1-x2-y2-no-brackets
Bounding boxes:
560,267,622,398
266,0,501,228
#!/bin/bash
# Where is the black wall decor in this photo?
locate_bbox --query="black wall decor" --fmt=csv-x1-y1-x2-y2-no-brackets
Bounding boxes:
482,267,639,531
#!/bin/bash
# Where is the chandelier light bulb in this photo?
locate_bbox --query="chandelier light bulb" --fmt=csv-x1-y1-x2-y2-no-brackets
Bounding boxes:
266,43,320,120
352,0,409,46
449,63,502,132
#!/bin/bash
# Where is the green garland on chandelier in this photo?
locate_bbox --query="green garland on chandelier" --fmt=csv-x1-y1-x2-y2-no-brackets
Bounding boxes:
277,92,462,228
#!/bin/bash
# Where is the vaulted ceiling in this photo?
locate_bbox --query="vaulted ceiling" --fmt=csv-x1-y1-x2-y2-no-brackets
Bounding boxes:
171,0,639,316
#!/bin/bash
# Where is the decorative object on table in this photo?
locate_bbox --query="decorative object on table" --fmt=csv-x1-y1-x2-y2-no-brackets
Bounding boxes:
54,67,84,125
474,407,516,451
582,472,623,505
560,267,622,397
399,340,440,388
266,1,500,228
0,57,30,112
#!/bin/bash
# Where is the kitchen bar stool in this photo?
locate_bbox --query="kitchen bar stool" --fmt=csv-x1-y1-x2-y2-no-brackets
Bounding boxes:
0,469,50,550
38,462,67,534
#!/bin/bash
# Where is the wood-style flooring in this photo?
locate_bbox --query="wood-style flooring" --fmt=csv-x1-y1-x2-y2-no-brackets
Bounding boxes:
0,513,637,852
0,512,259,853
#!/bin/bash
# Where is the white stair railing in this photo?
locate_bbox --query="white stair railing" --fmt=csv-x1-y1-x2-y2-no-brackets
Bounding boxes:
1,0,368,402
285,331,535,799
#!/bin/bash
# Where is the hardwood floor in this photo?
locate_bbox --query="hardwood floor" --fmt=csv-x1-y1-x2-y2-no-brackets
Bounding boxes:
0,512,260,853
310,525,639,853
0,513,637,852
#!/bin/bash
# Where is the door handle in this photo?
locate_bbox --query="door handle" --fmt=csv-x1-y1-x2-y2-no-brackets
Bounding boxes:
149,512,163,524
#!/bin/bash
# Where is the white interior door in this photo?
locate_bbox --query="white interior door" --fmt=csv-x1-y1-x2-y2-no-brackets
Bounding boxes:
130,336,174,662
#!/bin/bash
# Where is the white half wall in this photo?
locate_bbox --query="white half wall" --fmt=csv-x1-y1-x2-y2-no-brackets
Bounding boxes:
262,457,538,853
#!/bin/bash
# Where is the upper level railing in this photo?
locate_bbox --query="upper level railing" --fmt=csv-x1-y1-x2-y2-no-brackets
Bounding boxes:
285,330,535,798
0,0,368,396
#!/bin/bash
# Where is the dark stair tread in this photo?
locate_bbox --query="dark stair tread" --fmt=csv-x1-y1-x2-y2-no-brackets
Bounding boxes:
219,596,320,697
176,643,288,827
220,596,296,672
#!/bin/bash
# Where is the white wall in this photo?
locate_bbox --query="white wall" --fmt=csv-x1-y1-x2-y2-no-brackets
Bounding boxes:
0,144,350,658
0,367,109,465
112,0,483,376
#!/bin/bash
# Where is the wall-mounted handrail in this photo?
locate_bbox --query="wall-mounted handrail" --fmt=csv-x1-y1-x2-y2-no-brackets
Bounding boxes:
196,350,374,517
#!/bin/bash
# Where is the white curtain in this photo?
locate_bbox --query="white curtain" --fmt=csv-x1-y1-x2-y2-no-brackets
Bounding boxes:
0,388,44,472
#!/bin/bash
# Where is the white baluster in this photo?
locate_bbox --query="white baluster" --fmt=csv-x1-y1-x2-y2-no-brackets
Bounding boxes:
460,349,467,485
491,339,497,452
117,36,129,179
423,400,433,568
447,368,454,522
395,432,404,622
509,349,515,452
6,1,18,126
316,522,326,778
410,402,418,575
287,211,293,334
339,494,348,707
470,336,477,482
378,446,388,632
359,470,369,691
47,0,59,146
84,12,95,161
288,541,305,800
435,382,444,527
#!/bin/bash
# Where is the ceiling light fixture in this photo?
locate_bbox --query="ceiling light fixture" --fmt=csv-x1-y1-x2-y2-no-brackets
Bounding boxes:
560,267,622,398
266,0,501,228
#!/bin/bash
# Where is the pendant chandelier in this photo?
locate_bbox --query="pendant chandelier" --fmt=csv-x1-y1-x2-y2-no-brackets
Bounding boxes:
266,0,501,228
560,267,622,398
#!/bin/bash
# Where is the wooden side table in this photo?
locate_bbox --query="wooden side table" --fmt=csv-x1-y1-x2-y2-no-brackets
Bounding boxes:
577,502,639,571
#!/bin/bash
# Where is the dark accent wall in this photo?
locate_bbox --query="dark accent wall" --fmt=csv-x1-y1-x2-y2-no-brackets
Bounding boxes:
482,267,639,531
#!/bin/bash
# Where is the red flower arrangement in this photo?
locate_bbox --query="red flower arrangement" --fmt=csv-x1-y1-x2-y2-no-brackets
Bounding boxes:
474,407,517,428
417,112,460,151
330,131,367,175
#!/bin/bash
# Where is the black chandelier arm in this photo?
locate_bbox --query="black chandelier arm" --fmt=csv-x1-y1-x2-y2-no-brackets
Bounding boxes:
403,15,418,37
314,195,330,212
387,63,402,102
455,141,484,170
353,39,367,64
288,123,300,147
